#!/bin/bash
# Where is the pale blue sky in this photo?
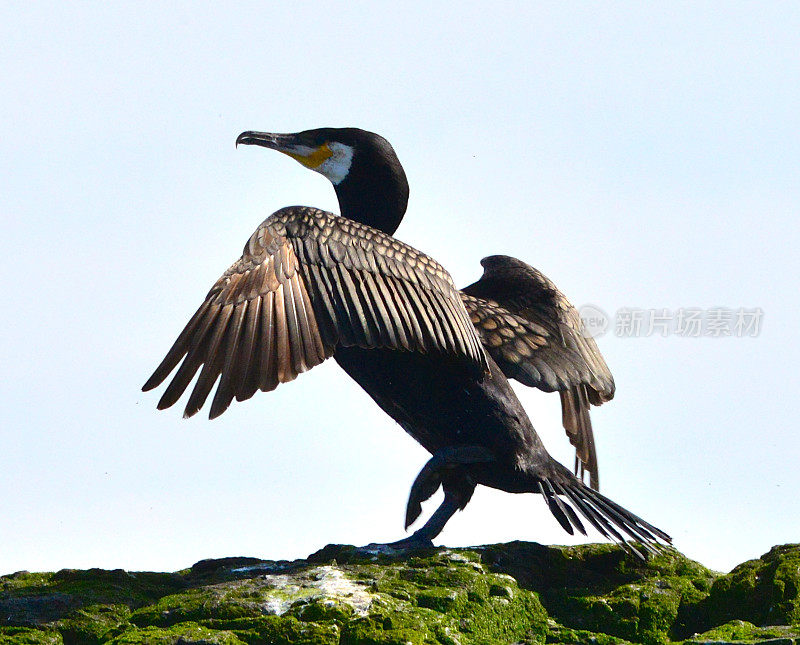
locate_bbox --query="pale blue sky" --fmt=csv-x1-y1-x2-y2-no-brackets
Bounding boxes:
1,2,799,575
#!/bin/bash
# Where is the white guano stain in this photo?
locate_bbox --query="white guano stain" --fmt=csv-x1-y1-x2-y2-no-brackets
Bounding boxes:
254,565,374,616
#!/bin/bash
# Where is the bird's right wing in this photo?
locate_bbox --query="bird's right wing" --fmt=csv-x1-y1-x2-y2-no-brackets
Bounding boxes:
143,206,487,419
461,255,614,490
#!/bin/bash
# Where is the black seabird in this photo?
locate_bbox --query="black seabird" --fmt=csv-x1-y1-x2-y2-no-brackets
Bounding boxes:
143,127,669,555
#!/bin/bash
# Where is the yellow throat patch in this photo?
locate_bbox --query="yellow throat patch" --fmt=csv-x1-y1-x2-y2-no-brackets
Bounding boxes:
286,143,333,169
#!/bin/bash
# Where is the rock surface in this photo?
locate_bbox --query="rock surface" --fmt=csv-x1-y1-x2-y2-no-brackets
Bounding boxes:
1,543,799,644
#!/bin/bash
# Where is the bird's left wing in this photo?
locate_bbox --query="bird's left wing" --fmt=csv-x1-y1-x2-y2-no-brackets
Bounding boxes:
143,207,487,419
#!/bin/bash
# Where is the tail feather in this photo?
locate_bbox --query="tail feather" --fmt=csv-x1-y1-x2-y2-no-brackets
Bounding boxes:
580,489,660,557
537,481,575,535
553,482,616,541
556,481,631,547
545,480,586,535
585,487,671,546
540,476,671,560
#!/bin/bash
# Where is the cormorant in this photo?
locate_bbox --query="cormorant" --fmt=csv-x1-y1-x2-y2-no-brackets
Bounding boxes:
143,127,669,556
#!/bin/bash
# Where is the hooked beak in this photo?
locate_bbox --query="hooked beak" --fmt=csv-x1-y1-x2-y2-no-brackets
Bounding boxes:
236,130,334,171
236,131,297,151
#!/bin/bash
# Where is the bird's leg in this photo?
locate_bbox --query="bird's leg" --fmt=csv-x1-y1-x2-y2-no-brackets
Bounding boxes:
404,445,494,528
381,446,493,550
387,488,469,549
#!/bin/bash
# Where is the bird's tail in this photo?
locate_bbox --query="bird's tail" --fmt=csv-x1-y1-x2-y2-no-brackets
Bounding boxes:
536,468,671,559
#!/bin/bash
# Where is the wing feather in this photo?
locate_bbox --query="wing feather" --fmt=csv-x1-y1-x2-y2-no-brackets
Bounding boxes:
235,294,261,402
281,274,306,374
352,270,383,343
294,272,326,363
184,302,234,417
273,282,293,383
427,288,458,351
155,304,217,410
325,263,359,344
361,271,399,348
419,288,448,349
257,290,278,392
209,300,249,419
384,274,421,351
336,264,374,345
397,278,436,351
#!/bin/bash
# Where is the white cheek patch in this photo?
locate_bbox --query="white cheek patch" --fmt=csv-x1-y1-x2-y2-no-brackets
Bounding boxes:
314,142,354,185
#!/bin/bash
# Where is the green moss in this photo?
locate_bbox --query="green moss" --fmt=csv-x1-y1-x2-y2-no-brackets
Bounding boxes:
288,598,355,624
129,586,262,627
560,575,699,643
684,619,800,643
6,542,800,644
696,544,800,629
57,604,131,644
545,622,637,644
488,582,514,598
336,548,548,644
49,569,185,609
198,616,340,645
341,612,435,645
0,627,63,644
291,547,548,644
0,567,186,629
0,574,56,594
415,588,467,613
481,542,717,645
107,622,244,644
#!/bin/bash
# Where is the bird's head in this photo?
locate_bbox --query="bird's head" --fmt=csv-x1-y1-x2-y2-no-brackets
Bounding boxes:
236,128,359,185
236,127,409,235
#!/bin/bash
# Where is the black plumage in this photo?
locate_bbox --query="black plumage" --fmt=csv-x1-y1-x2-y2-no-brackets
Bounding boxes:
143,127,669,555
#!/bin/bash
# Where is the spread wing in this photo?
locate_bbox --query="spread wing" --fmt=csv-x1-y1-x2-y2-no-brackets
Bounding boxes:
461,255,614,490
143,206,487,419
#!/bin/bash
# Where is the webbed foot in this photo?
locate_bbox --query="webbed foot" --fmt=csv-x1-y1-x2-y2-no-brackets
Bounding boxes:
358,535,435,554
385,535,435,550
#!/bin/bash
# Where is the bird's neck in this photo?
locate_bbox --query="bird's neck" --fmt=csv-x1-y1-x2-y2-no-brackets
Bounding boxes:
333,162,409,236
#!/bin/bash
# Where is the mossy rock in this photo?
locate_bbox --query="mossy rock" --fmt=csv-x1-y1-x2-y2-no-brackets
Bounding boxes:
545,620,638,644
695,545,800,630
57,604,131,644
683,619,800,643
198,615,340,644
0,628,63,644
481,542,716,644
0,568,186,628
3,542,799,644
107,621,244,644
